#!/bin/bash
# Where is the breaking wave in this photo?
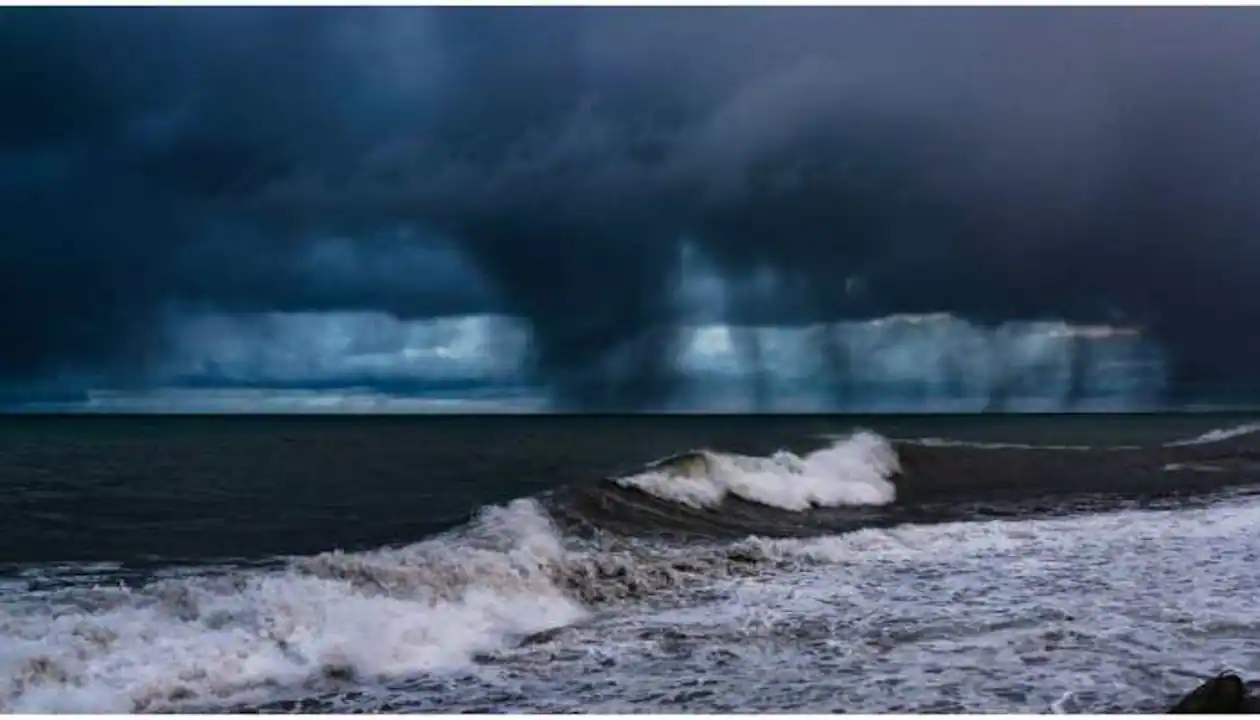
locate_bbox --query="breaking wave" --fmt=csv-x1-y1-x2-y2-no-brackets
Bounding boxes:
4,423,1260,712
0,493,861,713
0,500,585,712
613,431,898,511
1165,422,1260,447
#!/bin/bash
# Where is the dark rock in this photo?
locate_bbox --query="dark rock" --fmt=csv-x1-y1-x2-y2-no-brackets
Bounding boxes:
1169,672,1260,713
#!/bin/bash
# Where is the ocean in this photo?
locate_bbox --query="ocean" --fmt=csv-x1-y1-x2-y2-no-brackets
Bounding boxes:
1,413,1258,713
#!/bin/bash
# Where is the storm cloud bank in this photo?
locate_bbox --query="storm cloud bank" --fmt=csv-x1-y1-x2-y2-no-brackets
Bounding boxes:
4,7,1260,410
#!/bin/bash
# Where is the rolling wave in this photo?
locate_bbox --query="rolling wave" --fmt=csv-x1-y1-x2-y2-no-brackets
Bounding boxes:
0,500,584,712
0,498,827,712
1165,422,1260,447
612,431,898,511
547,422,1260,539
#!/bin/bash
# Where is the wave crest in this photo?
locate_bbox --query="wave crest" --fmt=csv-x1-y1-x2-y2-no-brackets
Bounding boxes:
0,499,585,713
1166,423,1260,447
613,431,899,511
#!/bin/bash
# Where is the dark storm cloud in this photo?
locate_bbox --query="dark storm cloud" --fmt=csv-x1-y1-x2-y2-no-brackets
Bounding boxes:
5,7,1260,408
0,7,489,387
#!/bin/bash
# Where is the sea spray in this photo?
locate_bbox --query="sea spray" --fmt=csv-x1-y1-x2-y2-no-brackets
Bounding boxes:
0,499,585,713
615,431,899,511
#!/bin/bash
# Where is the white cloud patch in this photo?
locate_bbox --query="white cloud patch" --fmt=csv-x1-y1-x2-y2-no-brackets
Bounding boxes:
665,240,1167,412
160,312,530,385
94,308,1174,413
673,316,1166,411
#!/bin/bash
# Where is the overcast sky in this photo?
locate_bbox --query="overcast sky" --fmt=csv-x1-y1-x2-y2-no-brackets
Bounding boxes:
4,7,1260,412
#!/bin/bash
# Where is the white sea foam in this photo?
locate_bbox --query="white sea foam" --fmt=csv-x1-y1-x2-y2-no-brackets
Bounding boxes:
911,437,1103,451
0,499,585,713
1165,422,1260,447
748,491,1260,566
507,493,1260,714
615,431,899,511
1163,462,1228,473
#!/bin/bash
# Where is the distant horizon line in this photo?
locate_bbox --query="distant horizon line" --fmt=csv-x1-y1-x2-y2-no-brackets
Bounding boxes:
3,408,1259,419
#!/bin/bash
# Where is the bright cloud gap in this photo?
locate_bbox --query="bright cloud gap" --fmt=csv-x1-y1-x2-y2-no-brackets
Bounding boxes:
12,310,1169,413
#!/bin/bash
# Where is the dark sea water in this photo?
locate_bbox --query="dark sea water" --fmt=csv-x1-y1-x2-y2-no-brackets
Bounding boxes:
2,413,1259,713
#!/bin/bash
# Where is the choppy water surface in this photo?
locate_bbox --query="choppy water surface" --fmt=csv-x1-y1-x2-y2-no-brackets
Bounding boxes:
1,414,1258,712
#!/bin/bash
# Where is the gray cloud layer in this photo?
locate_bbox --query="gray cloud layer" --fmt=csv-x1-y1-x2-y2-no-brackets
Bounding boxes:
4,8,1260,409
